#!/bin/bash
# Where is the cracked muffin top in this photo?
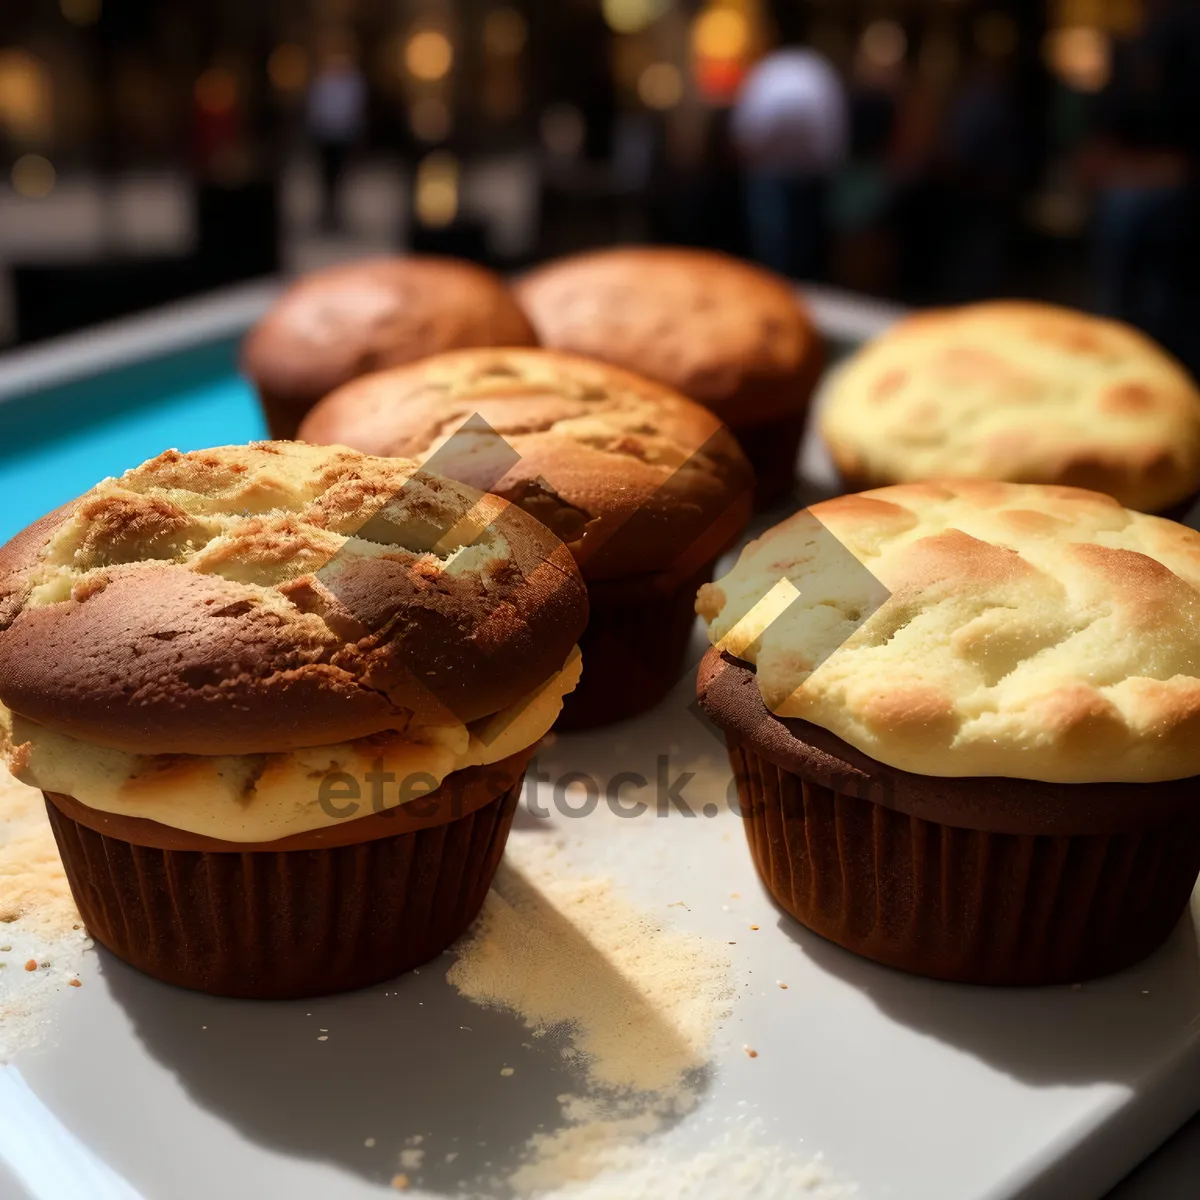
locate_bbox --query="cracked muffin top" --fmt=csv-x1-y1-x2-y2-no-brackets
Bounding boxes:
697,480,1200,783
0,442,587,756
298,347,755,581
242,257,537,420
820,301,1200,513
513,248,820,428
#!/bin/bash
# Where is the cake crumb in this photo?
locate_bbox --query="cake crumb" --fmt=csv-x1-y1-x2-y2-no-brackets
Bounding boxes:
390,1174,410,1191
68,978,81,988
23,960,36,972
500,1066,515,1076
749,925,759,931
744,1045,759,1058
399,1148,424,1170
777,982,788,990
317,1035,328,1042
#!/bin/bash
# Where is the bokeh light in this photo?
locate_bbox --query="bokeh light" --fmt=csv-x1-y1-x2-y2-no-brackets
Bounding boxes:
638,62,684,110
194,68,238,116
0,50,53,140
859,20,908,70
11,154,56,199
268,44,309,93
1044,26,1111,93
483,8,528,58
405,29,454,82
414,151,460,228
60,0,101,27
411,96,452,142
602,0,670,36
691,7,751,61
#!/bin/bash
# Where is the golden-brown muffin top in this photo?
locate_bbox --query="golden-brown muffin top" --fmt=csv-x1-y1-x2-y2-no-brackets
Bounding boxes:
820,301,1200,513
698,480,1200,783
0,442,586,755
514,247,820,427
299,347,754,581
242,256,537,416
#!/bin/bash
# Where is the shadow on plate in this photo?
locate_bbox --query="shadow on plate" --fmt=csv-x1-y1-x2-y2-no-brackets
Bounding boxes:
772,901,1200,1089
101,859,707,1197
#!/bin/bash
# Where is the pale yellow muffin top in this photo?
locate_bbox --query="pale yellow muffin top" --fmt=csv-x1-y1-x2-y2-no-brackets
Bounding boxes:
820,301,1200,514
697,480,1200,783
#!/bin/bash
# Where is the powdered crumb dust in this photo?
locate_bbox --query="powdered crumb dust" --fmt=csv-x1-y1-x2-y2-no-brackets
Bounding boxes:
0,773,88,1060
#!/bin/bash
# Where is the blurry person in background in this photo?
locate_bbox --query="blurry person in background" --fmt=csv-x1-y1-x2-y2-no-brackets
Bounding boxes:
306,32,367,233
732,41,847,280
1083,0,1200,371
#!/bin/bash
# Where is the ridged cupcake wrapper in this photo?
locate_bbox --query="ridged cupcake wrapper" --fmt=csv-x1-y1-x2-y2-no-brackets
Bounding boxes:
728,741,1200,985
557,563,716,730
45,782,521,999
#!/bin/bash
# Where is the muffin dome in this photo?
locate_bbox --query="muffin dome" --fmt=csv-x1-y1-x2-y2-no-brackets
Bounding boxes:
242,257,537,437
298,347,754,581
514,247,819,429
820,301,1200,513
698,480,1200,782
0,442,587,755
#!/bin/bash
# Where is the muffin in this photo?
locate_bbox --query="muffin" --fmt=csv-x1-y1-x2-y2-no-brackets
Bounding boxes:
299,347,754,728
243,257,538,439
696,480,1200,985
514,247,822,506
0,442,587,998
820,301,1200,515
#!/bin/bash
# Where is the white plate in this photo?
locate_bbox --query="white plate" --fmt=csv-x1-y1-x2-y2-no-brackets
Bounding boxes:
3,286,1199,1200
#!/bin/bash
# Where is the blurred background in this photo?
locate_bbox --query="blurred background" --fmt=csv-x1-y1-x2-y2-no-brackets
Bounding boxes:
0,0,1197,370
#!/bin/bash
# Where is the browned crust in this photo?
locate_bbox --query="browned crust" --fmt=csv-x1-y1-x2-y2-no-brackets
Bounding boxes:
241,256,538,426
298,347,754,581
43,746,534,852
697,648,1199,837
0,445,588,755
513,247,822,429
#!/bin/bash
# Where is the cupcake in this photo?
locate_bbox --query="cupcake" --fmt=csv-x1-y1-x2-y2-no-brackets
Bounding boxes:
697,480,1200,985
0,442,587,998
242,257,537,439
820,301,1200,515
514,247,822,506
298,347,754,728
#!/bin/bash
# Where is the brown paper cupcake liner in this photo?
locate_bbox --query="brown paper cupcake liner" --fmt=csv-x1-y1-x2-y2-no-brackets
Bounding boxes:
44,754,530,999
557,562,716,730
727,740,1200,985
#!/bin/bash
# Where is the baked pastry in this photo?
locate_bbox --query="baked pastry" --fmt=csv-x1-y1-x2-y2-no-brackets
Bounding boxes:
514,247,822,506
242,257,537,439
696,480,1200,984
299,347,754,727
820,301,1200,514
0,442,587,997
